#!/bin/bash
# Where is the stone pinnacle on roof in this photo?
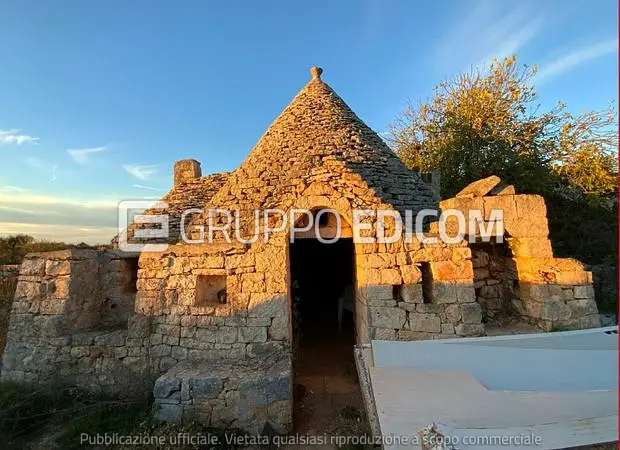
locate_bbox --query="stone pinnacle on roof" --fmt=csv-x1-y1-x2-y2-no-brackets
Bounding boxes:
310,66,323,80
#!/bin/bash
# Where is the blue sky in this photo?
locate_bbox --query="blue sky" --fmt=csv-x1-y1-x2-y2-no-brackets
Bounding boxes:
0,0,617,243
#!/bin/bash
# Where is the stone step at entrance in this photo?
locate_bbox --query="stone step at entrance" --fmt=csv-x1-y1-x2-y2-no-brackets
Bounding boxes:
153,358,292,434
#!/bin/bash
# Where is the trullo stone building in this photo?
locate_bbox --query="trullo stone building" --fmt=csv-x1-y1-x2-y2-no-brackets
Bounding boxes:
1,67,600,434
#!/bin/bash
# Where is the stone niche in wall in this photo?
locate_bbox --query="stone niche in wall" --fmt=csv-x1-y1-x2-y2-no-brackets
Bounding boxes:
195,274,227,306
470,241,518,323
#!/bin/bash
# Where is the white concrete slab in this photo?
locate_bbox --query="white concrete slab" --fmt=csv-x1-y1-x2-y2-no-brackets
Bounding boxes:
371,328,618,392
371,367,617,449
366,327,619,449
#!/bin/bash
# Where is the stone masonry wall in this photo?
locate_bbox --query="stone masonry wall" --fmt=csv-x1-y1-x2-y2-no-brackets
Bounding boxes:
357,238,484,341
471,243,517,322
1,249,152,394
439,176,600,331
135,240,290,373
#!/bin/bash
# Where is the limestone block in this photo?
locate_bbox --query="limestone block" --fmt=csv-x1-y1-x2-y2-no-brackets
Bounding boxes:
507,238,553,258
14,281,43,300
369,307,406,329
431,260,473,281
45,260,71,276
269,314,289,341
514,194,547,218
415,304,443,314
50,276,70,299
265,271,287,293
226,253,255,269
555,271,591,286
359,268,381,284
359,285,393,301
360,253,395,269
20,258,45,276
246,341,286,359
241,273,266,293
456,283,476,303
483,196,516,220
380,269,401,285
568,299,599,316
167,275,196,290
431,282,458,304
445,304,461,323
479,284,500,298
247,317,270,327
400,265,422,284
372,328,397,340
441,323,456,334
540,301,572,322
561,288,574,300
408,313,441,333
32,315,66,337
573,285,595,299
215,327,238,344
455,323,485,336
255,247,284,272
192,377,224,400
153,377,181,401
401,284,423,303
504,217,549,238
397,330,436,341
455,175,501,198
460,303,483,324
579,315,601,329
39,300,64,315
238,327,267,343
518,283,554,302
248,294,287,318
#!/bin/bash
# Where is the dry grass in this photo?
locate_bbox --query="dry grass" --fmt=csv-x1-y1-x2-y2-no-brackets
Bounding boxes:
0,274,17,355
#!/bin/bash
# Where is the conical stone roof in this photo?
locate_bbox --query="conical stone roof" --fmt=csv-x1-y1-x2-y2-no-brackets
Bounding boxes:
199,67,435,236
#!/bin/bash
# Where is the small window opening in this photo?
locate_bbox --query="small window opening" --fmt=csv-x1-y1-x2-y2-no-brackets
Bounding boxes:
392,284,402,301
420,262,433,304
121,257,139,294
196,275,227,306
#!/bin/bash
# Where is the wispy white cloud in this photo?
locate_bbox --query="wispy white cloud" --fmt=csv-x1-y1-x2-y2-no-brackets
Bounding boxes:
132,183,161,191
67,146,107,165
123,163,159,180
0,129,39,145
537,39,619,82
437,1,544,72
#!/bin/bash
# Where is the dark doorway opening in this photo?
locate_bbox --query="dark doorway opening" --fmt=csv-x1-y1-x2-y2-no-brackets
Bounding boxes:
290,238,355,377
289,237,361,432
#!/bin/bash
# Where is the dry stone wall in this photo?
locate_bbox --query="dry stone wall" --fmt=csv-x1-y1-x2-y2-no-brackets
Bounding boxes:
357,238,485,340
1,249,152,394
439,176,600,331
471,243,517,322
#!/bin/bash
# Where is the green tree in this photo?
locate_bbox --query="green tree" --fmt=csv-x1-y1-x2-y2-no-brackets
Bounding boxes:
390,56,617,198
0,235,35,265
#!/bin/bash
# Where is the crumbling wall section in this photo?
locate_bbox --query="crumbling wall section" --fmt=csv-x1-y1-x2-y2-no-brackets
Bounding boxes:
1,249,151,394
439,176,600,331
